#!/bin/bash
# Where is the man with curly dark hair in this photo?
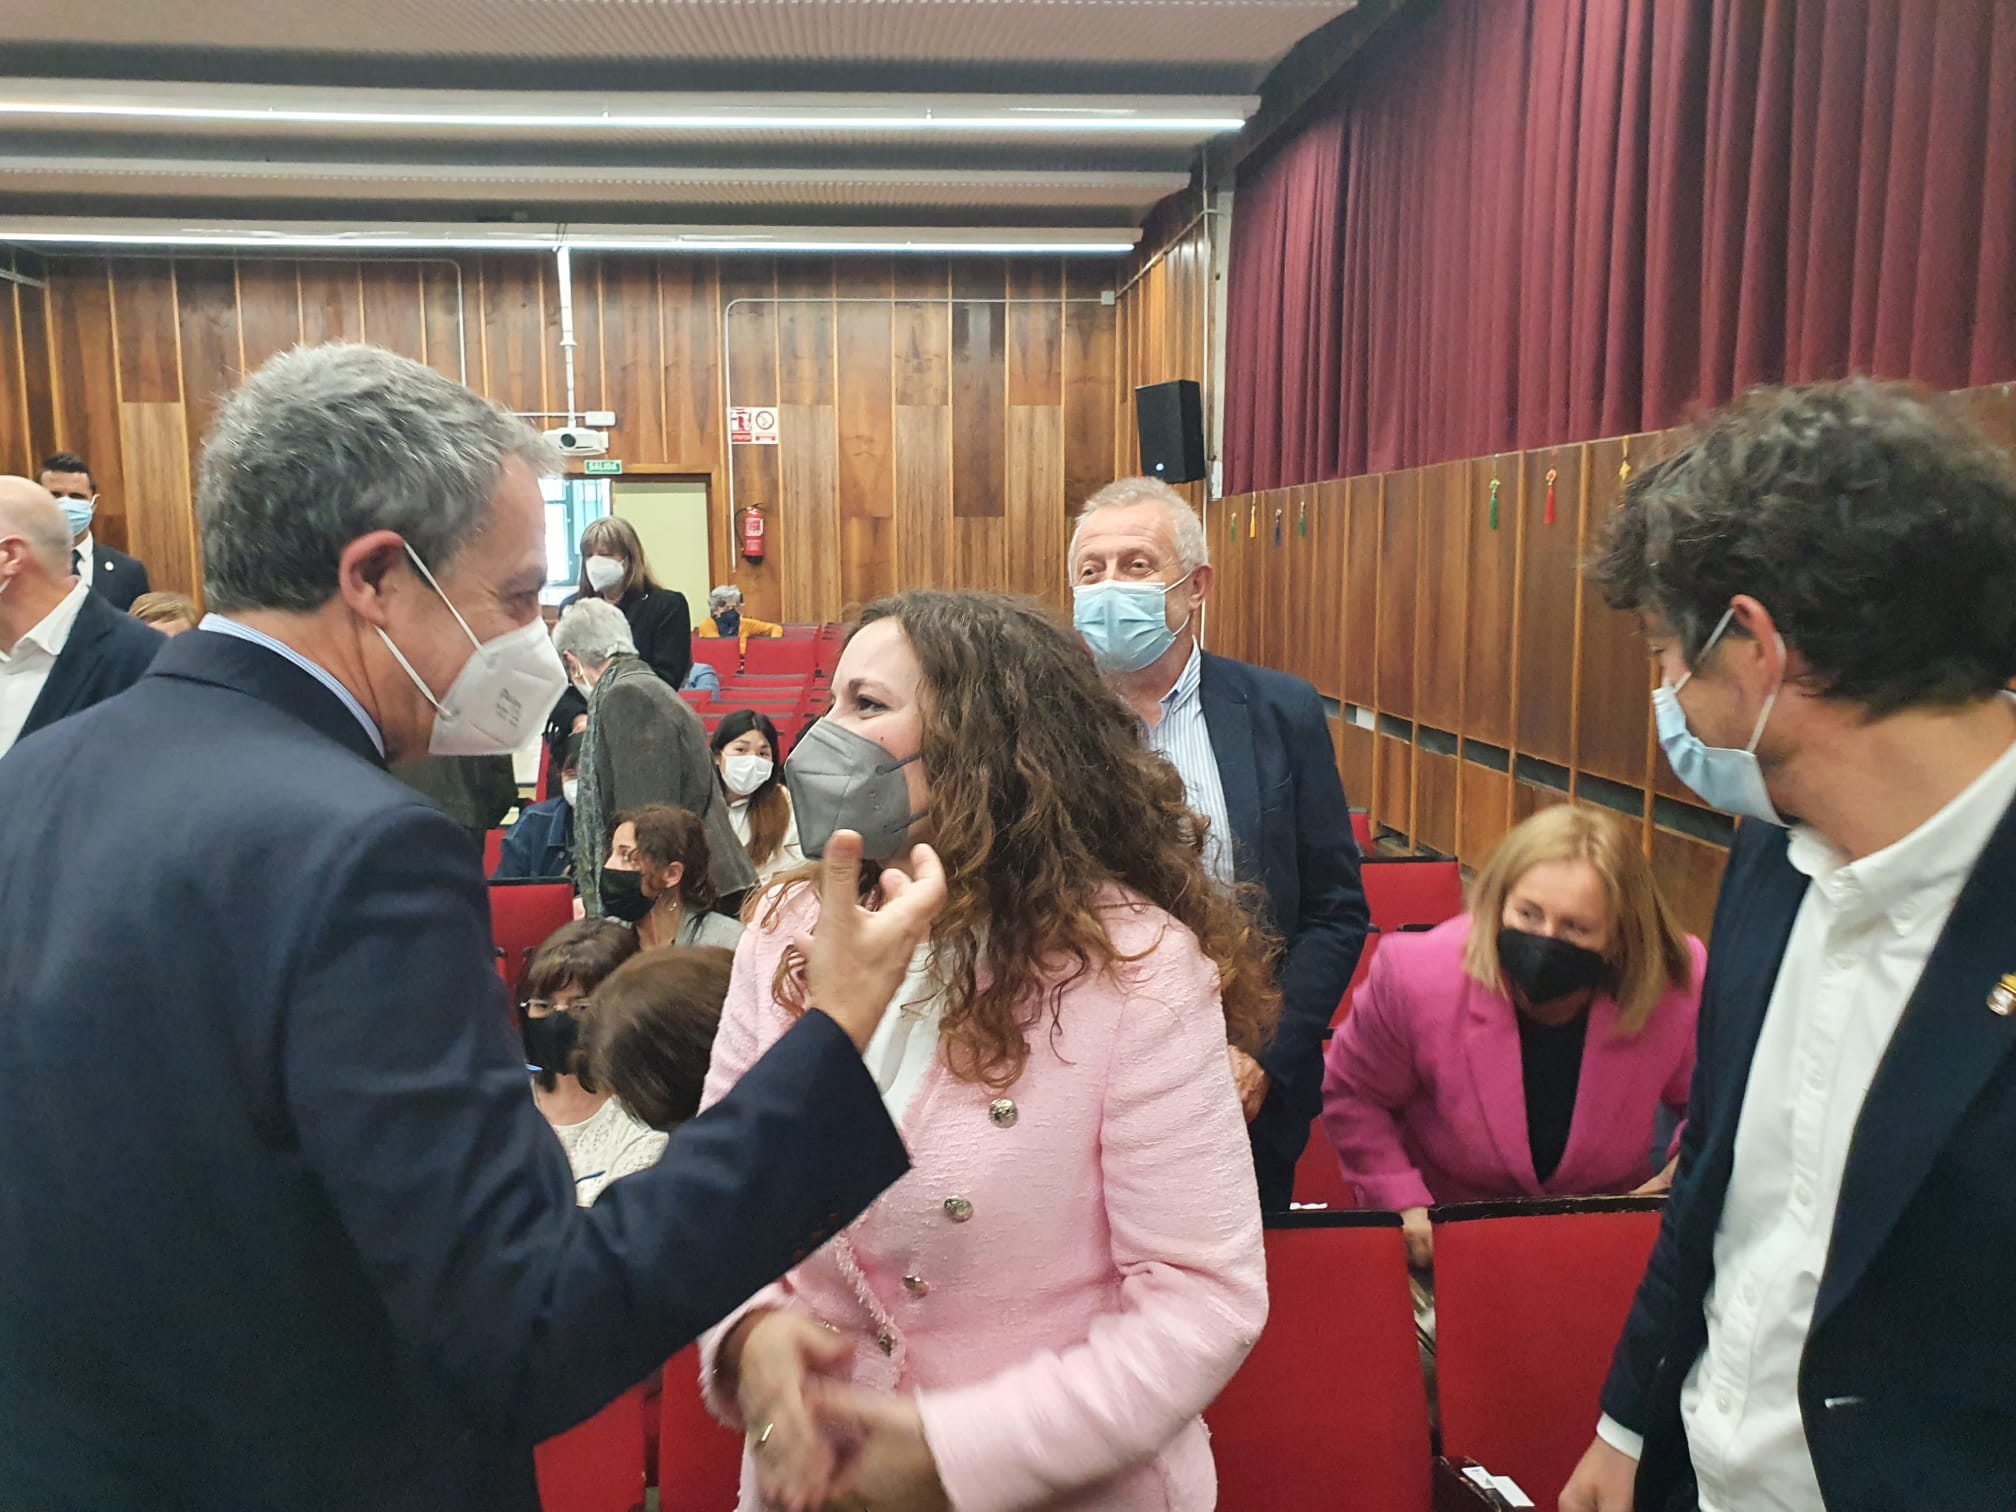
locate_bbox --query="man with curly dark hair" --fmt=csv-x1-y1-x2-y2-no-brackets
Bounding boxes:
1564,379,2016,1512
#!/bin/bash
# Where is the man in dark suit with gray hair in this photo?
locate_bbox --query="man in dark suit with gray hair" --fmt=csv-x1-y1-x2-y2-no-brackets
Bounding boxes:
0,343,943,1511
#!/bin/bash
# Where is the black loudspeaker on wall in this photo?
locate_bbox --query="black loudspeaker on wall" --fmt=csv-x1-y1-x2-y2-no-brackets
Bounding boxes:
1136,380,1207,485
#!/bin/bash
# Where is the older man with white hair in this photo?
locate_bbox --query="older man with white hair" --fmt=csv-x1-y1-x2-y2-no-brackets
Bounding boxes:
555,594,756,916
1070,475,1369,1211
0,474,162,758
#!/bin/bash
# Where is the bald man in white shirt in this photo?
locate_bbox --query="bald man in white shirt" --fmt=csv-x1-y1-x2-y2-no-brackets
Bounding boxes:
1561,381,2016,1512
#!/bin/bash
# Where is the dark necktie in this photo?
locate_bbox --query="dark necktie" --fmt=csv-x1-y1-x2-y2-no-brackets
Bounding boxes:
70,549,80,576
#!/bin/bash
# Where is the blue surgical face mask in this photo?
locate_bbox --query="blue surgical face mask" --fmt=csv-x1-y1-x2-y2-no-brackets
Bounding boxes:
58,496,95,540
1072,571,1195,674
1653,605,1785,825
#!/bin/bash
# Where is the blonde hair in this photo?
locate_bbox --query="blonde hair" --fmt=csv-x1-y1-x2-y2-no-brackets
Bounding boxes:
130,591,200,631
1461,806,1692,1035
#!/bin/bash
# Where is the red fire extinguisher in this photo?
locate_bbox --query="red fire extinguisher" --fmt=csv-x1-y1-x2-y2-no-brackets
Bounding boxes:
740,504,766,563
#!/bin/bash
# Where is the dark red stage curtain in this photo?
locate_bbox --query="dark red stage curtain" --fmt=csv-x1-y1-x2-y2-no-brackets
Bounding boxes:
1223,0,2016,492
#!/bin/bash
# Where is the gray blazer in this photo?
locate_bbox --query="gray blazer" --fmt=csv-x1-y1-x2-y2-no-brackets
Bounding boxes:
575,654,757,915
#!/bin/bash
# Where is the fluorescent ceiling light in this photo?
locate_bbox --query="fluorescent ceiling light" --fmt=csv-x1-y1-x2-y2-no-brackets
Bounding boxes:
0,227,1136,255
0,100,1243,133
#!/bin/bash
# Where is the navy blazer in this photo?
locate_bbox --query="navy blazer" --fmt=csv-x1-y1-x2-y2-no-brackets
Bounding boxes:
10,587,163,751
0,629,907,1511
1603,803,2016,1512
1199,652,1370,1201
84,541,151,611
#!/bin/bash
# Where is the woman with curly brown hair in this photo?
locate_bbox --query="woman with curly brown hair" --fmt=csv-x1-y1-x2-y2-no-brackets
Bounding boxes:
695,590,1277,1512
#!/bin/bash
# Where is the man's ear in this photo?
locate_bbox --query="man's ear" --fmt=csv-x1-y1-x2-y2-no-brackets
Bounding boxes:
337,530,414,629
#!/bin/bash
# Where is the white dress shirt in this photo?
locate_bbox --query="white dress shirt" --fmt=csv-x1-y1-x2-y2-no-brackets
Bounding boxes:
728,792,806,884
1145,641,1234,885
862,945,944,1121
1601,714,2016,1507
198,613,385,757
0,580,90,755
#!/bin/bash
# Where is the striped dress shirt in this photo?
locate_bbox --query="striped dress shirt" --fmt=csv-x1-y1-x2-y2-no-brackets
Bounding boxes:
1145,642,1235,886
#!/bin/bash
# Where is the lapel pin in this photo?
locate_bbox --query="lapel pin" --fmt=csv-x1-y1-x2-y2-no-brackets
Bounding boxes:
1989,974,2016,1017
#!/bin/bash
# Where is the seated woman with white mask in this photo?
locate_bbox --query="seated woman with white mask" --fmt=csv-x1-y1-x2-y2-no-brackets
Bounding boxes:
710,710,805,885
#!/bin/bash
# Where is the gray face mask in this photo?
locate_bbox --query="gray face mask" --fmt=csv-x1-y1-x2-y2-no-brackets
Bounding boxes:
783,718,925,863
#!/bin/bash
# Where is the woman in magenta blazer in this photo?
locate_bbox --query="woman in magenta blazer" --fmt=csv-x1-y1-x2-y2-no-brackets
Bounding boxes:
1321,806,1703,1267
698,591,1277,1512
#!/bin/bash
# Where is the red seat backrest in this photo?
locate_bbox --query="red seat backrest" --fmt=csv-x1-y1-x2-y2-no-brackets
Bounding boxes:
1350,810,1374,851
690,638,741,676
1290,1119,1357,1209
1362,859,1465,933
658,1345,744,1510
745,638,818,676
535,1382,648,1512
1432,1201,1665,1510
537,741,554,803
486,882,577,1001
1207,1216,1432,1512
679,688,713,706
1330,929,1381,1030
482,827,506,878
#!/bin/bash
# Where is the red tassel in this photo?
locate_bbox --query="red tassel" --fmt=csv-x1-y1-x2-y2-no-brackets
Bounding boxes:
1544,466,1559,526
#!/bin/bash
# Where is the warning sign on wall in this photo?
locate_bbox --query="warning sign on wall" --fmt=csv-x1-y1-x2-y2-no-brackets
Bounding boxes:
727,406,779,445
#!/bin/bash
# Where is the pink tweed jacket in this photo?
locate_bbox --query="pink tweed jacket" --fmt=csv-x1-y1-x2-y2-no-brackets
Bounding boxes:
696,884,1268,1511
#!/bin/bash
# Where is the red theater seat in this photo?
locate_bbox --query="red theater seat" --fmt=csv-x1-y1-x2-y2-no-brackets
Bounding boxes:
1291,1120,1356,1210
658,1346,744,1510
1350,810,1374,851
1362,858,1465,933
1432,1199,1665,1511
1330,929,1381,1030
481,827,506,877
1207,1213,1433,1512
690,638,741,677
535,1382,649,1512
745,638,819,676
487,880,577,1001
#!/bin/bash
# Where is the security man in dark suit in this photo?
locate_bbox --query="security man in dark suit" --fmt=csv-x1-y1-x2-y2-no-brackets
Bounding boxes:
0,344,945,1512
0,476,163,760
39,450,152,611
1072,477,1370,1211
1560,381,2016,1512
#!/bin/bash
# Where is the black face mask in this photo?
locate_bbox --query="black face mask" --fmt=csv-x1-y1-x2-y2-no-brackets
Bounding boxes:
1497,927,1610,1007
521,1009,581,1073
599,866,654,924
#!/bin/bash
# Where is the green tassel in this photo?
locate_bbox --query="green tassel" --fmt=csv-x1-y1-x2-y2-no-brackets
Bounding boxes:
1298,499,1307,538
1488,476,1500,531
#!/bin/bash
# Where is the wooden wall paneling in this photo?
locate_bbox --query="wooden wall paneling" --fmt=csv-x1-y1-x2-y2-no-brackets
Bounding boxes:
48,259,128,525
1262,489,1293,671
778,403,841,620
954,516,1007,593
1203,495,1239,659
1650,826,1731,942
357,262,426,364
117,401,198,597
1339,718,1376,811
1514,446,1582,764
1376,470,1418,721
236,260,302,375
601,256,668,462
16,274,58,464
1467,455,1519,746
419,261,466,383
1310,479,1347,700
477,254,547,419
296,260,363,346
1416,459,1470,734
1243,495,1267,664
1340,475,1380,708
1374,731,1412,840
721,260,783,619
174,259,242,481
835,266,896,613
566,253,605,421
1006,405,1066,611
1286,486,1318,689
660,259,720,469
950,298,1007,530
1575,436,1655,786
0,277,28,474
108,259,181,404
1457,763,1512,864
1061,259,1117,515
1007,260,1063,407
775,258,836,408
1956,382,2016,448
1512,781,1569,824
1415,747,1458,855
894,403,952,592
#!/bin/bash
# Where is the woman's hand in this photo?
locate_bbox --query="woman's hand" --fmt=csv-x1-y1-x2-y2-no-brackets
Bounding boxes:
1629,1155,1679,1196
1558,1434,1638,1512
726,1310,855,1511
1400,1205,1434,1270
811,1385,949,1512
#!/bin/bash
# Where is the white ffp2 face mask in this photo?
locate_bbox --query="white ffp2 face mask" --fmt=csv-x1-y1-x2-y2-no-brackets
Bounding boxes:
584,555,625,594
375,542,569,758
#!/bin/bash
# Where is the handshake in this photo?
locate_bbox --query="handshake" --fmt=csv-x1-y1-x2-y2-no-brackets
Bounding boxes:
721,1308,949,1512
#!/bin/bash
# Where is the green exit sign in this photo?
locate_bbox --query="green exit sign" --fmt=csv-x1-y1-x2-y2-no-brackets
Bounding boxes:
582,458,623,475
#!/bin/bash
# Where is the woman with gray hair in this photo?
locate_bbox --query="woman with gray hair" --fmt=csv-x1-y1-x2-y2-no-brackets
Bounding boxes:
552,596,756,918
695,582,782,649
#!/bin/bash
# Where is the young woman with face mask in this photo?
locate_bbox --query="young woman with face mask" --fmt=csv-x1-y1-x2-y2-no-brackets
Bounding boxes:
1320,806,1703,1268
710,710,805,885
517,919,664,1206
697,590,1279,1512
599,804,745,953
569,516,692,689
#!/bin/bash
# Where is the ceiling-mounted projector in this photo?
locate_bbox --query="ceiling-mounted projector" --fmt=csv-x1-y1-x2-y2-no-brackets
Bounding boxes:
545,426,609,457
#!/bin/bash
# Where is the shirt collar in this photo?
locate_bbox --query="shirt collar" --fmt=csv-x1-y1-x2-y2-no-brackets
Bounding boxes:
1786,699,2016,932
1158,640,1204,717
198,613,386,757
2,580,90,664
73,534,94,566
